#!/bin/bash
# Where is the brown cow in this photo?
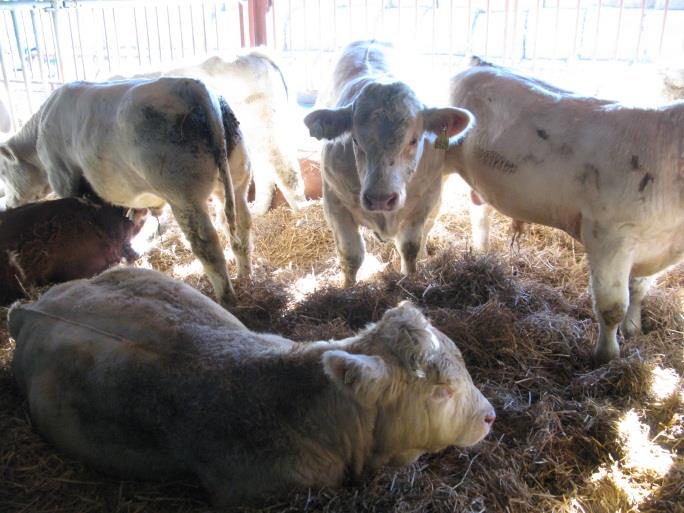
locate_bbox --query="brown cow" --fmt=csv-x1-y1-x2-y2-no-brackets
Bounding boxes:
0,197,146,304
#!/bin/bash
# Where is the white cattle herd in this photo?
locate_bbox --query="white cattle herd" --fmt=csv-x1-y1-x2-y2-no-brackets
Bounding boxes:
1,40,683,505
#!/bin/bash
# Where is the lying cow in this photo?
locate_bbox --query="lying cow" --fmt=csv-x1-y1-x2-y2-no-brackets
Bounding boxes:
10,267,495,507
447,57,684,364
110,50,306,215
0,77,252,307
304,40,473,286
0,197,146,305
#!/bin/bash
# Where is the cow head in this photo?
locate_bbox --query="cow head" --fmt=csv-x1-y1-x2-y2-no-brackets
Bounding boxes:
323,301,494,466
304,82,472,212
0,143,50,208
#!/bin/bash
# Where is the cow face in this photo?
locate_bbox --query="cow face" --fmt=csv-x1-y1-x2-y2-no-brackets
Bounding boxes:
0,144,50,208
304,82,472,213
323,302,494,465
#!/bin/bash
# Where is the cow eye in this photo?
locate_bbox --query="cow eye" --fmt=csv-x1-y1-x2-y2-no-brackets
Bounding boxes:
409,137,418,146
352,136,358,145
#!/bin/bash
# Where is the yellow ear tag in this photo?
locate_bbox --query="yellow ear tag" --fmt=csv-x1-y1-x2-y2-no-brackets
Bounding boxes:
434,126,449,150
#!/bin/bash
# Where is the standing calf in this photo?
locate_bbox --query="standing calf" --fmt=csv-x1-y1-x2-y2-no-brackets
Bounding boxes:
10,267,495,507
447,57,684,364
110,50,307,215
304,40,473,286
0,77,251,307
0,197,145,305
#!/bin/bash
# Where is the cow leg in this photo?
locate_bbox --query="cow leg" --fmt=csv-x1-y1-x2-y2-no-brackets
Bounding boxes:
250,153,277,216
621,276,654,338
324,191,364,287
469,190,492,252
170,202,236,307
395,219,431,275
227,140,253,278
273,152,306,211
586,238,633,365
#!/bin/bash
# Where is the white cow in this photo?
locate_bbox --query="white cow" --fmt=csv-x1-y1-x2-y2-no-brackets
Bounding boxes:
10,267,495,507
447,57,684,364
304,40,473,286
0,78,252,307
110,50,306,215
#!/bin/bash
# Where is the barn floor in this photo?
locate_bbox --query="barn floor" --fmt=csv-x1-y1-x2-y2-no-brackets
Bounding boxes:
1,176,683,513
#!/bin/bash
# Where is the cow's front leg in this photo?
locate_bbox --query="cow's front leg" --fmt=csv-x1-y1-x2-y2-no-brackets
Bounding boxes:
395,224,426,275
586,233,633,365
324,193,364,287
621,275,654,338
469,189,492,252
170,202,236,307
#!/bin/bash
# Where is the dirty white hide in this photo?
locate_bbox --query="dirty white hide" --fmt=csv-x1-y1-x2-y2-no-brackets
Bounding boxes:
10,267,495,507
109,50,306,215
447,57,684,364
0,78,251,307
304,40,473,286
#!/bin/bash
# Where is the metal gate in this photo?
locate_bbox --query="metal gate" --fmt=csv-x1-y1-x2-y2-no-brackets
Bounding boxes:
2,0,683,131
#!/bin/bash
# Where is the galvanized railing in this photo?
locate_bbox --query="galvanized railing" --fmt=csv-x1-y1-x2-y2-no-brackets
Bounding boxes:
0,0,250,131
1,0,683,131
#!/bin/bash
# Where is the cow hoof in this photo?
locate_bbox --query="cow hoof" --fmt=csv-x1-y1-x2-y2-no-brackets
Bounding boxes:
592,344,620,366
219,288,237,309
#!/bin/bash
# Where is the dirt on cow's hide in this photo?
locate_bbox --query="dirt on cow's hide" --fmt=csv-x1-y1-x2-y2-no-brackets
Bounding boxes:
1,182,683,513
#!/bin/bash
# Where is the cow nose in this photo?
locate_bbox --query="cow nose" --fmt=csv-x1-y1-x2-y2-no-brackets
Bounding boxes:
363,192,399,211
484,410,496,426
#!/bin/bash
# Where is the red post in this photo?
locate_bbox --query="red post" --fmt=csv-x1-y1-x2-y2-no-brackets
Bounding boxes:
247,0,269,47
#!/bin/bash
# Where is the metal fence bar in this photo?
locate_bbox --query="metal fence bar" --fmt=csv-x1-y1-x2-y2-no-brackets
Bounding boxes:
101,9,111,73
659,0,670,57
635,0,646,60
593,0,602,60
11,10,34,112
190,4,196,56
613,0,624,59
144,6,152,65
30,9,49,94
133,7,142,66
202,3,208,54
0,36,18,132
572,0,581,61
49,6,65,83
76,9,87,77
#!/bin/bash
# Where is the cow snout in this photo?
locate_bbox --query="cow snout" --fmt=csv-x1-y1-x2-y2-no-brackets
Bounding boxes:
362,192,399,211
484,410,496,426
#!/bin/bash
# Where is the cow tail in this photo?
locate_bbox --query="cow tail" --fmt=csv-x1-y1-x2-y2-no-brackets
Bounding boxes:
216,95,239,244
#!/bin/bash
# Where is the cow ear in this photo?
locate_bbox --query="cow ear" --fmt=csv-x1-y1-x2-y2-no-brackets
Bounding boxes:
322,350,388,406
421,107,474,140
304,106,353,140
0,144,17,161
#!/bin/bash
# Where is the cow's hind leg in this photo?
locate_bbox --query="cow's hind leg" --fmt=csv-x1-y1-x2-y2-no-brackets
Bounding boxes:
250,152,278,216
273,151,306,211
170,202,235,307
227,140,253,278
586,235,633,365
621,275,654,338
469,190,492,252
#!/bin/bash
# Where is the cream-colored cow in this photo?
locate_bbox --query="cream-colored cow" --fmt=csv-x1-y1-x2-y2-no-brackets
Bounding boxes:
10,267,495,508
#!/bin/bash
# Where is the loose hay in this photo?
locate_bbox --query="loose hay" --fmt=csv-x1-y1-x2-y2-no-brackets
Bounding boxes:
1,188,683,513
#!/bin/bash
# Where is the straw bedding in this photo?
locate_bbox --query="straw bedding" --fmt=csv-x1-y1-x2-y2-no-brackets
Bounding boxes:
1,177,682,513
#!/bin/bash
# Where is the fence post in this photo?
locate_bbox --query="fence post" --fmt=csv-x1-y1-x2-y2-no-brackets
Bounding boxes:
247,0,269,47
